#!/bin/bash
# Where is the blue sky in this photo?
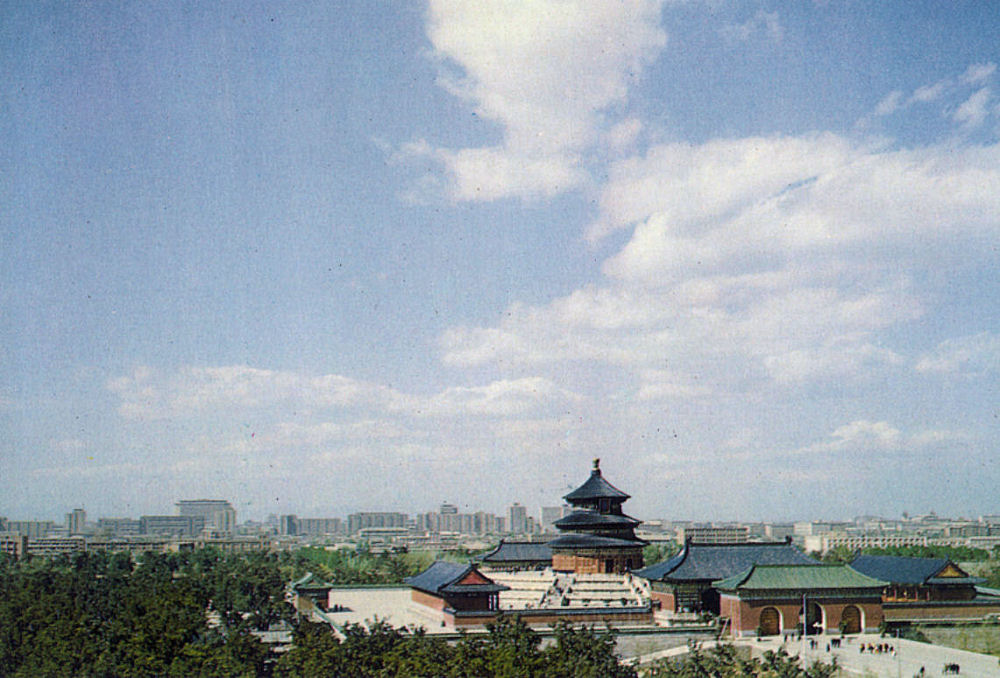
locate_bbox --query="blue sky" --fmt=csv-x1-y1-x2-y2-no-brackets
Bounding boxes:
2,1,998,523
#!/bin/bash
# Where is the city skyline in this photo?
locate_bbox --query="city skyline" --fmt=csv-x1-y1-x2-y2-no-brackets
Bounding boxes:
2,2,999,522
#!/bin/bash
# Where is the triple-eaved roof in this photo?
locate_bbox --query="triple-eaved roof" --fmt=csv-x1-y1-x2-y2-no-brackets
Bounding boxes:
635,540,818,582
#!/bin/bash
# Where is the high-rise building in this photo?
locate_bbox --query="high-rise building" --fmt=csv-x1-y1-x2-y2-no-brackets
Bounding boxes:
540,506,572,533
508,503,528,535
66,508,87,535
279,514,299,536
176,499,237,535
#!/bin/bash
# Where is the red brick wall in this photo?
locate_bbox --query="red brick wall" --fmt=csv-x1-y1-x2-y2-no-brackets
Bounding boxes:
650,589,675,611
551,549,643,574
721,595,883,637
885,603,1000,622
446,608,654,628
411,589,446,611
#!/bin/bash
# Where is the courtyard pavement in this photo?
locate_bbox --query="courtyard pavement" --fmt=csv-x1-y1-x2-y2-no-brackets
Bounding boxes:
745,634,1000,677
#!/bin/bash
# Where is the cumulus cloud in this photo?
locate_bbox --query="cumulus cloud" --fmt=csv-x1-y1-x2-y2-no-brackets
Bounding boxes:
408,0,666,201
441,127,999,394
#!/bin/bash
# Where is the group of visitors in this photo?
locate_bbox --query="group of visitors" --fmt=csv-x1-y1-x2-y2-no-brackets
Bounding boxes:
860,642,895,656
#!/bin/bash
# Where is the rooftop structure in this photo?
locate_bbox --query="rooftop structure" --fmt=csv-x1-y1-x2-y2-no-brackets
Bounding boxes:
850,554,1000,623
715,564,886,637
636,538,818,614
548,459,646,575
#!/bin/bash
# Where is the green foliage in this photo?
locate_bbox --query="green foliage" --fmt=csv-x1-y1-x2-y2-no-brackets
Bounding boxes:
819,545,855,564
861,544,991,562
276,615,638,677
644,542,681,565
643,644,837,678
0,547,294,677
298,546,438,585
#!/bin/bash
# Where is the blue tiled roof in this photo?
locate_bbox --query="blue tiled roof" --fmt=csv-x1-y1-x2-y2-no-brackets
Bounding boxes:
635,541,818,582
850,555,981,586
564,461,630,503
547,533,645,549
554,510,640,529
406,561,509,595
480,540,553,563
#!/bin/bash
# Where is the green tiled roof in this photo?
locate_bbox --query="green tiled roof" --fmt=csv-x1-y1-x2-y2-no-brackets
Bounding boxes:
714,564,887,591
291,572,334,591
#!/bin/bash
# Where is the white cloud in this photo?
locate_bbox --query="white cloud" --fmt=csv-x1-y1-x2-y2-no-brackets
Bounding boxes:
916,332,1000,375
874,90,904,116
953,87,992,128
720,10,783,44
637,369,711,400
107,365,406,419
421,377,583,416
442,131,999,391
911,80,948,104
413,0,666,201
792,421,968,459
961,62,997,85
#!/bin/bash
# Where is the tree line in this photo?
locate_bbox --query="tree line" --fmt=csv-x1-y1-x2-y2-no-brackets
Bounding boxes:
0,546,841,676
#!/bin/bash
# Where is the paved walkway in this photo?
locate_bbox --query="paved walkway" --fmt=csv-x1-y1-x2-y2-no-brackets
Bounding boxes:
746,635,1000,677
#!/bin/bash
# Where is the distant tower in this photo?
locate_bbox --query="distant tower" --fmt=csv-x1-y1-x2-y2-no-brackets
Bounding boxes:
508,503,528,535
547,459,646,574
66,508,86,535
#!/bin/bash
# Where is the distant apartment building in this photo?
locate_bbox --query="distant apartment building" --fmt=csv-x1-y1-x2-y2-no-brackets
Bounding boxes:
679,525,749,544
415,506,506,536
28,535,86,557
140,515,205,537
793,521,832,537
4,520,56,539
804,533,930,554
764,523,795,541
348,512,408,534
540,506,572,534
508,503,528,535
279,514,299,536
97,518,142,536
280,516,344,537
65,508,87,535
176,499,237,535
0,534,28,559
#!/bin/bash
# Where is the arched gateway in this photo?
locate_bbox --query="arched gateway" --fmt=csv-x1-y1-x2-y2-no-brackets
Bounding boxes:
840,604,862,634
758,607,781,636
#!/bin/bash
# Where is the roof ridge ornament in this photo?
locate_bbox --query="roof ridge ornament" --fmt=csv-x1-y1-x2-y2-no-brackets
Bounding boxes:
593,457,600,473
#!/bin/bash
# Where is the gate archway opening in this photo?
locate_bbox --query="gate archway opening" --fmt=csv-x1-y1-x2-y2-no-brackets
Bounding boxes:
805,601,824,635
758,607,781,636
840,605,862,634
